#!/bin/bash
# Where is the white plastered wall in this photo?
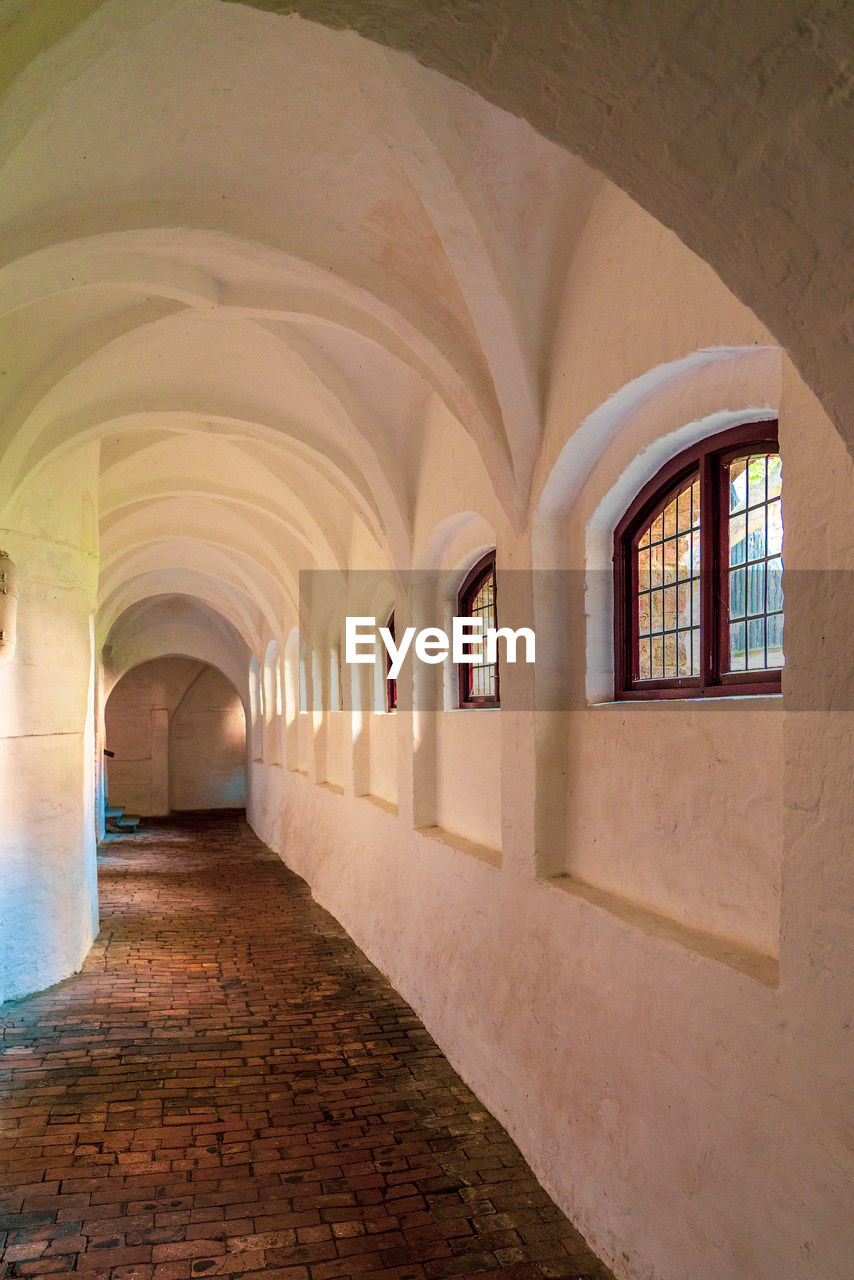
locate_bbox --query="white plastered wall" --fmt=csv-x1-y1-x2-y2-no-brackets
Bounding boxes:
0,8,851,1280
0,445,100,1004
169,664,247,811
247,196,854,1280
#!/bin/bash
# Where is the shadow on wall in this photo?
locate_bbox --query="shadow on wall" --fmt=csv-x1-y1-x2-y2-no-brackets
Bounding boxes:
105,657,247,816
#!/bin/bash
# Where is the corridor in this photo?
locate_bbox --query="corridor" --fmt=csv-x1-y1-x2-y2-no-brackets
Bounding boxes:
0,817,612,1280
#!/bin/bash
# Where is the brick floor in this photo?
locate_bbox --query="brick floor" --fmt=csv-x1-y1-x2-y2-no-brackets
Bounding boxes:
0,813,614,1280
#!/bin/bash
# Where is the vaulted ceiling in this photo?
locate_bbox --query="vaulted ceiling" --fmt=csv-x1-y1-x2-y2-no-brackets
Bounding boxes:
0,0,850,666
0,0,602,653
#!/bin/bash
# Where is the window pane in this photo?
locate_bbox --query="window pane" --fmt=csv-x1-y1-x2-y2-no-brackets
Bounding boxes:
639,636,651,679
747,455,766,507
691,480,701,527
747,505,766,560
677,630,692,676
747,617,766,670
677,583,691,628
677,533,691,575
465,565,497,699
638,547,650,590
747,561,765,615
768,498,783,555
767,557,783,612
725,451,784,672
635,476,699,680
767,454,782,500
766,612,784,668
677,489,692,532
730,458,747,513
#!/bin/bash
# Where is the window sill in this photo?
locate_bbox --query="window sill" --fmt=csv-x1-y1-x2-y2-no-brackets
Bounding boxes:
416,825,502,869
544,874,779,987
448,704,501,713
359,793,399,818
590,693,783,709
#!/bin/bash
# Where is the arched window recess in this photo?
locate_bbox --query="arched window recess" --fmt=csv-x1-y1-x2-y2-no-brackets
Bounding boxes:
457,551,499,707
614,422,783,698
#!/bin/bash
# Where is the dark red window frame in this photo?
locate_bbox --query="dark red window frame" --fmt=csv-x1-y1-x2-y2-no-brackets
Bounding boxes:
614,421,782,700
457,551,500,708
385,610,397,711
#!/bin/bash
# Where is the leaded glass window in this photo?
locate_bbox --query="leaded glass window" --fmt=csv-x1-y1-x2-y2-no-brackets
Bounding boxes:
458,552,499,706
727,452,784,672
614,423,783,698
637,477,701,680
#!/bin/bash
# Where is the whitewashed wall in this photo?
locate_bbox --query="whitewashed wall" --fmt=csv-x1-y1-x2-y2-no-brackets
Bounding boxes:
246,205,853,1280
0,13,850,1280
0,448,100,1004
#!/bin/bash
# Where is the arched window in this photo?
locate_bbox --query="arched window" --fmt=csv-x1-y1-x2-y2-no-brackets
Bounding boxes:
0,550,18,665
329,640,342,711
385,610,397,711
458,551,499,707
614,422,783,698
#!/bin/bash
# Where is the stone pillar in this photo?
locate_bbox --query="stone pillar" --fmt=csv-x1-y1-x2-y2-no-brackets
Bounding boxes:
496,536,538,880
771,361,854,1265
0,449,100,1003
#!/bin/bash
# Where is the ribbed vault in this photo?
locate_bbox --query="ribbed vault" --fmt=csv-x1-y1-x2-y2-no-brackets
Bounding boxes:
0,0,609,650
1,0,850,669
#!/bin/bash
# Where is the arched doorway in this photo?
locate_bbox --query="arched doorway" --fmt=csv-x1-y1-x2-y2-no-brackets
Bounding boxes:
105,657,247,817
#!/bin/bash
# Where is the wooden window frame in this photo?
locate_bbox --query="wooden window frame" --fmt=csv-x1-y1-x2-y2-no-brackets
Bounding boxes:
614,421,782,700
457,551,500,708
385,610,397,712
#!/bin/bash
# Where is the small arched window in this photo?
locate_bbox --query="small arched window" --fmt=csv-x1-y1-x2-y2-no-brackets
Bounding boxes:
614,422,783,698
329,640,343,711
458,551,499,707
0,551,18,665
385,610,397,711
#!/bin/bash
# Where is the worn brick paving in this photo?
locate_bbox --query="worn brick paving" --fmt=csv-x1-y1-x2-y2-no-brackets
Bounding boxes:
0,814,613,1280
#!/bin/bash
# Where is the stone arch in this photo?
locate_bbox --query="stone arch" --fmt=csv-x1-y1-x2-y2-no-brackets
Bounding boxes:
104,656,247,816
102,595,251,707
532,345,782,705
